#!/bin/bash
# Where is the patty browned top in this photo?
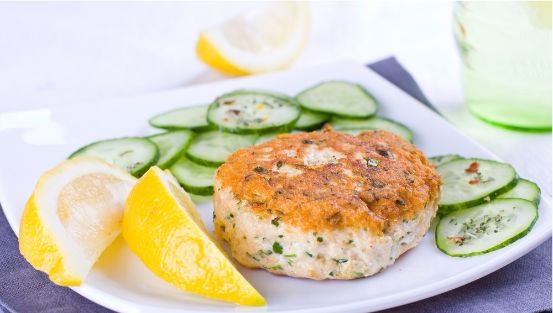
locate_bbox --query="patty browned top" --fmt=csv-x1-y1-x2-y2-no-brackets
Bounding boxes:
215,129,441,234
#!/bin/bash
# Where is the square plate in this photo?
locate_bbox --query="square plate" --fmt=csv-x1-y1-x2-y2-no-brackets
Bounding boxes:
0,61,550,313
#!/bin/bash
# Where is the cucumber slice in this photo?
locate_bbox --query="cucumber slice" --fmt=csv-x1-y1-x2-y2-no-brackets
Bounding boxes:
169,156,216,196
498,178,541,205
436,198,538,257
255,132,281,144
148,130,194,169
438,158,518,215
294,109,329,131
296,81,378,118
207,90,300,134
330,116,413,142
250,89,294,100
186,130,256,166
429,154,463,167
189,194,213,203
149,104,210,131
69,137,159,177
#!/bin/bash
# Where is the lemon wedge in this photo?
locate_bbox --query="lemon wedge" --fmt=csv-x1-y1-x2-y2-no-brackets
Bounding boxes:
19,157,136,286
196,2,309,75
122,167,266,306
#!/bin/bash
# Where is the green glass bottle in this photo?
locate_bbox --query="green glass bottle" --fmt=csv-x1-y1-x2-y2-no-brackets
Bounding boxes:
454,1,552,131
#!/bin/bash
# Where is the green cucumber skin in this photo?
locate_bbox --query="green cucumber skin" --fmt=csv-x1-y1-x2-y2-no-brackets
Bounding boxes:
498,179,541,206
293,109,330,131
148,105,211,131
376,118,413,142
295,122,326,132
208,118,298,135
255,132,283,145
148,130,194,169
296,80,378,118
179,183,214,196
437,159,519,216
294,121,327,131
123,138,159,177
185,130,256,167
429,154,464,167
438,177,519,216
155,124,213,132
188,193,213,203
69,137,159,177
185,152,224,168
435,199,538,257
169,157,216,196
207,90,301,135
245,89,295,101
330,116,414,142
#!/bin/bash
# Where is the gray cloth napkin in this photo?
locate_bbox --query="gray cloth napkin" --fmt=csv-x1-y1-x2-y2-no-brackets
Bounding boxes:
1,57,550,313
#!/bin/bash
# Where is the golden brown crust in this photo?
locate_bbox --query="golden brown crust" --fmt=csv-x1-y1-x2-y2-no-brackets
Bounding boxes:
215,129,441,234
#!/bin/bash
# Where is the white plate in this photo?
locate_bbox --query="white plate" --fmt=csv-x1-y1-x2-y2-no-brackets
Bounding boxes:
0,61,550,313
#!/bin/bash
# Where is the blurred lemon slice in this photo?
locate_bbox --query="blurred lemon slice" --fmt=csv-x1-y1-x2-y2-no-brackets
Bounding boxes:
524,2,551,29
196,2,309,75
122,167,266,306
19,157,136,286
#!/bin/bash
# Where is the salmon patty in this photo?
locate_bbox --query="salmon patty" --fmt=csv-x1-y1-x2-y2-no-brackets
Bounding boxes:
213,129,441,280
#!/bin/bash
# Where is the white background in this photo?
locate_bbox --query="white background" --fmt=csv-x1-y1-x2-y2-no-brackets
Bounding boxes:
0,1,550,197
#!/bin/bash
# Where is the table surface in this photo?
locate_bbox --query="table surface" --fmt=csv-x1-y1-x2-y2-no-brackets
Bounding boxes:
0,2,550,312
